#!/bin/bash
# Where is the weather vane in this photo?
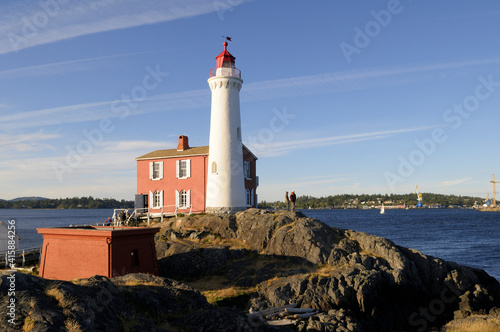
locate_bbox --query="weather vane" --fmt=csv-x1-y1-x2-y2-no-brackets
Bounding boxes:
222,35,232,42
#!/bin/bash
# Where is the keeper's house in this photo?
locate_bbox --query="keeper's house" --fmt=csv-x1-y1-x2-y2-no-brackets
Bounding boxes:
136,135,258,216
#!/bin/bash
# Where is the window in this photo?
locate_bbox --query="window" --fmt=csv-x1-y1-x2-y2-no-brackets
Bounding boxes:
211,161,217,174
176,189,191,208
153,190,163,208
246,188,252,206
176,159,191,179
244,161,251,179
149,161,163,180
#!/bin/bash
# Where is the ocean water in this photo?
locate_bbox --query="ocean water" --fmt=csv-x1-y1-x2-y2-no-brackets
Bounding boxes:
0,208,498,281
0,209,114,250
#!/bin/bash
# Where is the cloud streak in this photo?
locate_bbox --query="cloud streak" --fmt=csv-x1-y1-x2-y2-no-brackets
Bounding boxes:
0,51,151,78
0,130,61,152
248,125,440,157
0,0,253,54
2,56,500,130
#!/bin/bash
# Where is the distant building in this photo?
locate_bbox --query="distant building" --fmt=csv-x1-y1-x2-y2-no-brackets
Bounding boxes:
136,135,258,216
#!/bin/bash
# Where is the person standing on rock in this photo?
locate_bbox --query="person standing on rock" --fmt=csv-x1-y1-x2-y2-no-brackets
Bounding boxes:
290,191,296,212
285,191,290,211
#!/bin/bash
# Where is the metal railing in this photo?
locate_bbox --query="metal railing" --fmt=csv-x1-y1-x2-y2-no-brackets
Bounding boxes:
209,67,241,78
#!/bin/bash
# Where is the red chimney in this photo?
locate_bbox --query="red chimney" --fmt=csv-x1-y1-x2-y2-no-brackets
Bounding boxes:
177,135,189,151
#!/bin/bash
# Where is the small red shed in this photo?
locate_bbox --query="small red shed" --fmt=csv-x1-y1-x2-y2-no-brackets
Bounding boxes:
37,226,159,281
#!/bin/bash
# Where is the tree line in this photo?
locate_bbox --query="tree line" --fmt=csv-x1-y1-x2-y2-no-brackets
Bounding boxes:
0,197,134,209
258,193,483,210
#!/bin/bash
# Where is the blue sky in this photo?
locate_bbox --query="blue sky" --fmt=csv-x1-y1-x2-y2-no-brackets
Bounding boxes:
1,0,499,202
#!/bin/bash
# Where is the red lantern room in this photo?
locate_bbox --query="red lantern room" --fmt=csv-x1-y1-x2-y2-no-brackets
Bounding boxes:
210,38,241,78
216,41,235,68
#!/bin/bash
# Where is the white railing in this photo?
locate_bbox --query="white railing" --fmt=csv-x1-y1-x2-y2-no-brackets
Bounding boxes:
1,247,40,268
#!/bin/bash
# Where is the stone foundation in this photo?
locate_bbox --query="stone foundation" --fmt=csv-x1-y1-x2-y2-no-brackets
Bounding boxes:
205,206,246,214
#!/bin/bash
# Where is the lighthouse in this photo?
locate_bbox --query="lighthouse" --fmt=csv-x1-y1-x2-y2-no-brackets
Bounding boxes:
205,39,246,213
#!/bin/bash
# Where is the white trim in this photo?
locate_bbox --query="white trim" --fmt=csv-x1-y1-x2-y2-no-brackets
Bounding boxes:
150,161,163,180
242,144,258,160
136,153,208,161
175,189,179,207
187,189,191,207
149,191,153,208
176,159,190,179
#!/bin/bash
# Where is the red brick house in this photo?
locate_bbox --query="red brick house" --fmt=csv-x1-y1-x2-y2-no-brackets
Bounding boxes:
136,135,258,216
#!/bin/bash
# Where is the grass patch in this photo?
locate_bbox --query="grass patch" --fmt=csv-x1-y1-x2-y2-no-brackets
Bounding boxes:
443,312,500,332
313,264,335,276
199,236,249,249
64,318,82,332
22,316,36,332
202,287,255,310
44,283,77,309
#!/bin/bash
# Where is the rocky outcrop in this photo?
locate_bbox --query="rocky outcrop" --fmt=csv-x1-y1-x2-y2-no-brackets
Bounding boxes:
156,209,500,331
0,272,273,332
2,209,498,331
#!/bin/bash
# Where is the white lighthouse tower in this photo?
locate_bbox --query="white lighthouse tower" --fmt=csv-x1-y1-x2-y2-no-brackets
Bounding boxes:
205,39,246,213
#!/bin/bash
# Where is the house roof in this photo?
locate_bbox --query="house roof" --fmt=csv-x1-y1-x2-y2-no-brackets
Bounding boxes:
136,145,258,161
136,146,209,160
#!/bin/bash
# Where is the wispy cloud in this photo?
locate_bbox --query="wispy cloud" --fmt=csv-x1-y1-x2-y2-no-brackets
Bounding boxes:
101,140,174,152
0,130,61,152
440,177,474,187
248,125,439,157
0,0,253,54
2,56,500,130
0,138,171,198
0,52,152,78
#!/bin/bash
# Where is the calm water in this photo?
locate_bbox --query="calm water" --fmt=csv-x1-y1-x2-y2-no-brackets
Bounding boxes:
0,208,498,281
0,209,114,250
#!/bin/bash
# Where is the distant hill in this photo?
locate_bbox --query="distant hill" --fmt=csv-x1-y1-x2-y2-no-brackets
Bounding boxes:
0,196,133,209
9,197,48,202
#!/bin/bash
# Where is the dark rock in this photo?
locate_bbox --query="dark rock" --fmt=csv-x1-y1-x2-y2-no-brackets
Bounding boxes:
10,209,499,332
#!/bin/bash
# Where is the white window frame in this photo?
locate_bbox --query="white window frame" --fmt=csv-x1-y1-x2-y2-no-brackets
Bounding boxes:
176,159,191,179
246,188,251,206
150,190,163,208
244,161,251,179
149,161,163,180
175,189,191,208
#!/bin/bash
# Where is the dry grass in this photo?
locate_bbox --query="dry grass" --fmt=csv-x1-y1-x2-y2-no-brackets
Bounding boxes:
199,236,249,249
186,275,255,306
443,312,500,332
314,264,335,276
22,316,35,332
64,318,82,332
44,283,76,309
201,287,255,306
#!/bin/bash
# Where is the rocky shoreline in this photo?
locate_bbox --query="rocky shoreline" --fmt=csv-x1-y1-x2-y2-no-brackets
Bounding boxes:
1,209,499,331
